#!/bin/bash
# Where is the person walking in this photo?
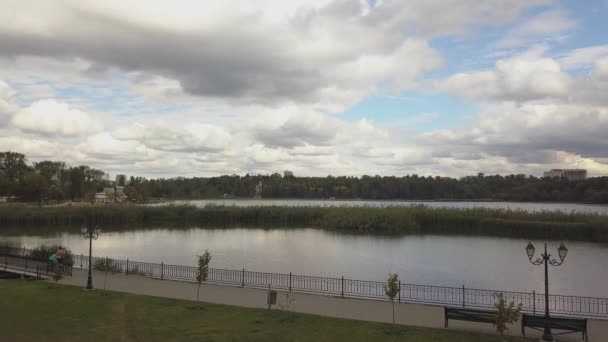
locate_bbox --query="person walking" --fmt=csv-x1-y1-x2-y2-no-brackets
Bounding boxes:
56,246,67,264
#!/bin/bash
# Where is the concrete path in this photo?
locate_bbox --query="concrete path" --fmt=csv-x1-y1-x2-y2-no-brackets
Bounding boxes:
53,268,606,341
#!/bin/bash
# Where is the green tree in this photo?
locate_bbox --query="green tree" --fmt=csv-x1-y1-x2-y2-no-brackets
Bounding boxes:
493,292,522,338
0,171,8,196
22,172,49,205
384,273,400,324
115,174,127,187
0,152,29,183
196,250,212,301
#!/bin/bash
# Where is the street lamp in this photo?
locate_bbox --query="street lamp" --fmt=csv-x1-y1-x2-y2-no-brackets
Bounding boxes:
81,223,101,290
525,242,568,341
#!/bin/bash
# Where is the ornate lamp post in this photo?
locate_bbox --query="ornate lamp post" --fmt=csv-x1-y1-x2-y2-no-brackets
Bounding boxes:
526,242,568,341
81,222,101,290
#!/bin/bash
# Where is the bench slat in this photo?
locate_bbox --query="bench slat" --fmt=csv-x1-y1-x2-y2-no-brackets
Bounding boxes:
444,307,496,328
521,314,587,342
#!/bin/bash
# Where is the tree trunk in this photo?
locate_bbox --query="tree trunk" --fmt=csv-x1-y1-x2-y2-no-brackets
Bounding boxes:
392,301,395,324
197,284,200,301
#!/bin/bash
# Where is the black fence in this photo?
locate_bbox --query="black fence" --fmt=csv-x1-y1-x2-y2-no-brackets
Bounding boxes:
2,247,607,319
1,251,72,277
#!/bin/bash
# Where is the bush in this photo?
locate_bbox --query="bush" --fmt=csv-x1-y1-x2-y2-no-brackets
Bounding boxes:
29,245,74,266
93,258,122,273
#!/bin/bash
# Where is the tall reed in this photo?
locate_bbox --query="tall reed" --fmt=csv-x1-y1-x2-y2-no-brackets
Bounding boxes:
0,204,607,242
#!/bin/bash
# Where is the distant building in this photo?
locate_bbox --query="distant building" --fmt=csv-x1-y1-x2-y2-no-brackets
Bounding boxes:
543,169,587,181
284,170,294,178
255,181,263,199
95,192,109,204
477,173,484,178
96,186,127,204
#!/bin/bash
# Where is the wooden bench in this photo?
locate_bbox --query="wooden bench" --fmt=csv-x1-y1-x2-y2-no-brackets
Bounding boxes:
444,307,496,328
521,314,587,341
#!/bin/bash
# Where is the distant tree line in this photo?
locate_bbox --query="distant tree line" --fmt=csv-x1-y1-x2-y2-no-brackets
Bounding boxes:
2,151,608,203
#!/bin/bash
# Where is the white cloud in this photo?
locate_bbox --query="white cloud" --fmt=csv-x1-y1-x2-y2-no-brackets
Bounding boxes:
3,0,608,178
0,134,59,158
0,81,17,122
595,58,608,78
560,44,608,70
494,8,576,48
10,99,102,136
75,132,160,161
0,0,546,111
113,121,232,153
440,47,570,101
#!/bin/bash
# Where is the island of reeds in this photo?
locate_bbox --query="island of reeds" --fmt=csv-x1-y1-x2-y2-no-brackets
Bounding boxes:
1,204,607,242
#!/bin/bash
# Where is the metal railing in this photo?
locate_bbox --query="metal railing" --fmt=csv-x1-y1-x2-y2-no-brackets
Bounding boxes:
1,251,73,277
2,246,606,318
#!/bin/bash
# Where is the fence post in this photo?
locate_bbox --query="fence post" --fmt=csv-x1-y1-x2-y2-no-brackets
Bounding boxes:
161,262,164,280
4,253,7,270
399,281,401,303
25,253,28,270
533,290,536,315
241,268,245,288
289,272,292,292
341,276,344,298
126,259,129,275
462,285,465,308
80,253,83,268
104,257,109,290
36,265,39,279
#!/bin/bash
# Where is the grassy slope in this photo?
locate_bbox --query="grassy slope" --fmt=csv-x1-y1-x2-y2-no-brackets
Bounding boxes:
0,280,529,342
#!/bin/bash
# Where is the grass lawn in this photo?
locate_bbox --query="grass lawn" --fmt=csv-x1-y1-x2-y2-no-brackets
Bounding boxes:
0,280,531,342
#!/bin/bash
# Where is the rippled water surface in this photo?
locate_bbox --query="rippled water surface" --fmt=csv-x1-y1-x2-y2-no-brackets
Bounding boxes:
3,228,607,297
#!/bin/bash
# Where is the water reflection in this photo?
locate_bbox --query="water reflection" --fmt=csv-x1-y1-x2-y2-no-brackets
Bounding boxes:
2,228,607,297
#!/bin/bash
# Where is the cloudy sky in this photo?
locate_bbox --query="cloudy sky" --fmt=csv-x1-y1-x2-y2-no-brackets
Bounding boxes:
1,0,608,178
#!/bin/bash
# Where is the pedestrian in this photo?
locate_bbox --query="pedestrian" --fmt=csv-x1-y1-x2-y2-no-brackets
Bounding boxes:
56,246,67,264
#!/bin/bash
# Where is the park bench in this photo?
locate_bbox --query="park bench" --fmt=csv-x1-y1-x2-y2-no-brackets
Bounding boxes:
521,313,587,341
444,307,496,328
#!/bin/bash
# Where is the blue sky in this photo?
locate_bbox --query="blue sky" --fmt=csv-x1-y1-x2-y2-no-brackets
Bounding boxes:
1,0,608,177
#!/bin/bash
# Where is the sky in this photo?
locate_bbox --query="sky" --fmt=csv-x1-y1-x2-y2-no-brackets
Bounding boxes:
1,0,608,178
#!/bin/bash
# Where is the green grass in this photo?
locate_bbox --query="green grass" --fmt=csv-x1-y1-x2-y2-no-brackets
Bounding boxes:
1,204,607,242
0,280,529,342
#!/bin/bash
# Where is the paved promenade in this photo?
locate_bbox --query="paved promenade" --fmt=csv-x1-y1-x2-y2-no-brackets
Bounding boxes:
52,268,607,341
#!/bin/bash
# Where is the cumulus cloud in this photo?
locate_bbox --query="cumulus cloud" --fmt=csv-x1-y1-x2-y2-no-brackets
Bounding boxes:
594,58,608,78
2,1,608,178
0,134,59,157
251,111,341,148
75,132,161,161
494,8,576,48
559,44,608,70
10,99,102,136
440,48,570,101
0,81,17,125
421,102,608,162
113,121,232,153
0,0,546,110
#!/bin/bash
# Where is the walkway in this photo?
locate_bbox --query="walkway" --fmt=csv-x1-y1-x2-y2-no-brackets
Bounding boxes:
56,268,607,341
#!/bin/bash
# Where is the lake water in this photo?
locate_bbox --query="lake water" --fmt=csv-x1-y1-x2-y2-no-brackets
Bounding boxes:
3,228,607,298
156,199,608,215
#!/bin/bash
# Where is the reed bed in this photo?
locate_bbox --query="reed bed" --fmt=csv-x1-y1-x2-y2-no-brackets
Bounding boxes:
0,204,607,242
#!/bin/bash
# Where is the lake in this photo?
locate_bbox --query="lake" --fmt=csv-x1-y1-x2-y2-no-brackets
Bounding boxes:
3,227,607,297
156,199,608,215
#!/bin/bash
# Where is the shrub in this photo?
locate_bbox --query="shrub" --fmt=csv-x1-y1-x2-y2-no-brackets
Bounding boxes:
93,258,122,273
29,245,74,266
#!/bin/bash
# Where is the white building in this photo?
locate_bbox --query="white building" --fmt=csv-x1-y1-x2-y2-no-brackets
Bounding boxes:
543,169,587,181
96,186,127,203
